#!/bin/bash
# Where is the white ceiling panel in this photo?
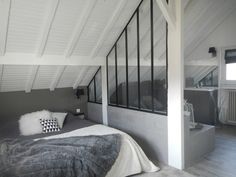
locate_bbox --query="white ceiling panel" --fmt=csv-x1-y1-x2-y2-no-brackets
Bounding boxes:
0,65,31,92
57,66,81,88
33,65,58,90
72,0,119,56
6,0,48,53
79,66,99,86
44,0,86,55
96,0,141,57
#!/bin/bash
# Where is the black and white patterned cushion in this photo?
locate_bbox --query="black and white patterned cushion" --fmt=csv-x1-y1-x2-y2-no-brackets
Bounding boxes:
40,119,61,133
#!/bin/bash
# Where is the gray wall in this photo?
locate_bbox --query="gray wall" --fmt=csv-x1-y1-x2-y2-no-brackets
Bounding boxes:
108,106,168,164
0,88,87,125
87,102,103,124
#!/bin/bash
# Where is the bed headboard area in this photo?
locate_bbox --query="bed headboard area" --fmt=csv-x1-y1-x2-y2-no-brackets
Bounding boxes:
0,88,87,126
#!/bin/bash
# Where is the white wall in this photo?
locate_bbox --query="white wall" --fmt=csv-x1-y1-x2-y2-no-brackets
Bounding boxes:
107,106,168,164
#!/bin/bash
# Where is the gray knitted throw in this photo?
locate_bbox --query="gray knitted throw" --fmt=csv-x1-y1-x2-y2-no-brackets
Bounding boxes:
0,134,121,177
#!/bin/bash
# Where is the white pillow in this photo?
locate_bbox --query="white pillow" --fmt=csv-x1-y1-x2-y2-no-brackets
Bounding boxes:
19,110,52,136
51,112,68,128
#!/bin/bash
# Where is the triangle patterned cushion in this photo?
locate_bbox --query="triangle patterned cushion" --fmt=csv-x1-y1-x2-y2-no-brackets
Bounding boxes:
40,119,61,133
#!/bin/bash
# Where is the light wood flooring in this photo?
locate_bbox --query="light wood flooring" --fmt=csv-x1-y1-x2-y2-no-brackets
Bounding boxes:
135,125,236,177
133,165,195,177
186,125,236,177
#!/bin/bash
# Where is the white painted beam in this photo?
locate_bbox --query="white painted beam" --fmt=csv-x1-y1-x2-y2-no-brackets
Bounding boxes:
90,0,126,58
0,53,105,66
25,65,39,93
167,0,185,169
37,0,59,57
65,0,97,57
72,67,88,89
101,65,108,125
50,66,66,91
155,0,176,30
185,58,218,66
0,0,11,56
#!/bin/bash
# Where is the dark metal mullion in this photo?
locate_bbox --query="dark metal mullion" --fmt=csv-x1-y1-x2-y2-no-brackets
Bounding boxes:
87,66,101,89
137,9,141,109
106,0,144,56
115,44,118,106
150,0,154,112
211,71,213,86
106,56,109,104
94,78,96,102
166,0,169,115
125,28,129,108
87,86,90,102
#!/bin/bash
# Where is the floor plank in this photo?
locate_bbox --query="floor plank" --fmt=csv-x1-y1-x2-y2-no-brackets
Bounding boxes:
133,165,196,177
186,125,236,177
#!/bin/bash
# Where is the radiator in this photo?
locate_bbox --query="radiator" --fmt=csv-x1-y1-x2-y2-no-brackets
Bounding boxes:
227,90,236,124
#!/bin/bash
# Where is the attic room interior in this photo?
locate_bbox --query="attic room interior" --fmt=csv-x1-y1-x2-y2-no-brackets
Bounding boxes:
0,0,236,176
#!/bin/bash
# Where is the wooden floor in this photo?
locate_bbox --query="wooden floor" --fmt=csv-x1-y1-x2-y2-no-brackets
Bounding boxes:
186,125,236,177
135,125,236,177
133,165,195,177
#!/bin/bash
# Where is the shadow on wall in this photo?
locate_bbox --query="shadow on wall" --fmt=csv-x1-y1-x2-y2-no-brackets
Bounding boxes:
0,87,87,125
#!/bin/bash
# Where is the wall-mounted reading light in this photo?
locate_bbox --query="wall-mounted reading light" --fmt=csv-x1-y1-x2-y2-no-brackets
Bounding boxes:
208,47,217,57
76,89,84,99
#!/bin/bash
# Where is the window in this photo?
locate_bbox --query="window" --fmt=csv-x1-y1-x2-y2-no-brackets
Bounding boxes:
88,67,102,104
226,63,236,80
107,48,117,105
198,67,218,87
225,49,236,81
106,0,167,115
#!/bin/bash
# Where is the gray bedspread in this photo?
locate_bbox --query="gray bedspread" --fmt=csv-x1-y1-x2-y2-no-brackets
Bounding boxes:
0,134,121,177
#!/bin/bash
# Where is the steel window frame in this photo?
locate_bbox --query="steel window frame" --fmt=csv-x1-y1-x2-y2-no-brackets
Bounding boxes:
87,66,102,104
106,0,168,116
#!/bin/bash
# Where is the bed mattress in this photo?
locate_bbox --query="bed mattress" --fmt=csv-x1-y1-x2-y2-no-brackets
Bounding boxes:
0,114,96,140
0,114,159,176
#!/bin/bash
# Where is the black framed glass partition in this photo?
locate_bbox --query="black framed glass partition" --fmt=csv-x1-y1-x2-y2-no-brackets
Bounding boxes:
88,67,102,104
106,0,167,115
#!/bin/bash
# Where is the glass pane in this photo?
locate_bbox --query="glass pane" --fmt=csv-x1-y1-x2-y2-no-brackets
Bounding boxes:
88,80,95,102
128,13,138,109
139,0,152,111
226,63,236,80
95,69,102,103
117,32,127,106
153,0,167,113
212,68,218,86
108,48,117,105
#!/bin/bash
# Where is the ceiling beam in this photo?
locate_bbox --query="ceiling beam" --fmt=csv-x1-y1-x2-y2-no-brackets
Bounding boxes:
25,65,39,93
37,0,60,57
185,58,218,66
90,0,127,58
50,66,66,91
0,53,105,66
65,0,97,57
73,67,89,89
0,0,11,56
155,0,176,30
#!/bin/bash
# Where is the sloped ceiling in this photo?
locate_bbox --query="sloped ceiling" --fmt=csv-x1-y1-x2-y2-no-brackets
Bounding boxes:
0,0,141,92
0,0,236,92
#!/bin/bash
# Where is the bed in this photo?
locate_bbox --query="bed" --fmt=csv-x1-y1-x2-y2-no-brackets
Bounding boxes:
0,113,159,177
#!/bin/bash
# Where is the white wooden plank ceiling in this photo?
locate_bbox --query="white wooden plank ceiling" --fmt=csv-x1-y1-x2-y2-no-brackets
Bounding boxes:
0,0,235,92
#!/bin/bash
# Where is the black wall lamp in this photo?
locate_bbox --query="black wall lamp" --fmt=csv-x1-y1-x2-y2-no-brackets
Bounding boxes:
208,47,217,57
76,89,84,99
